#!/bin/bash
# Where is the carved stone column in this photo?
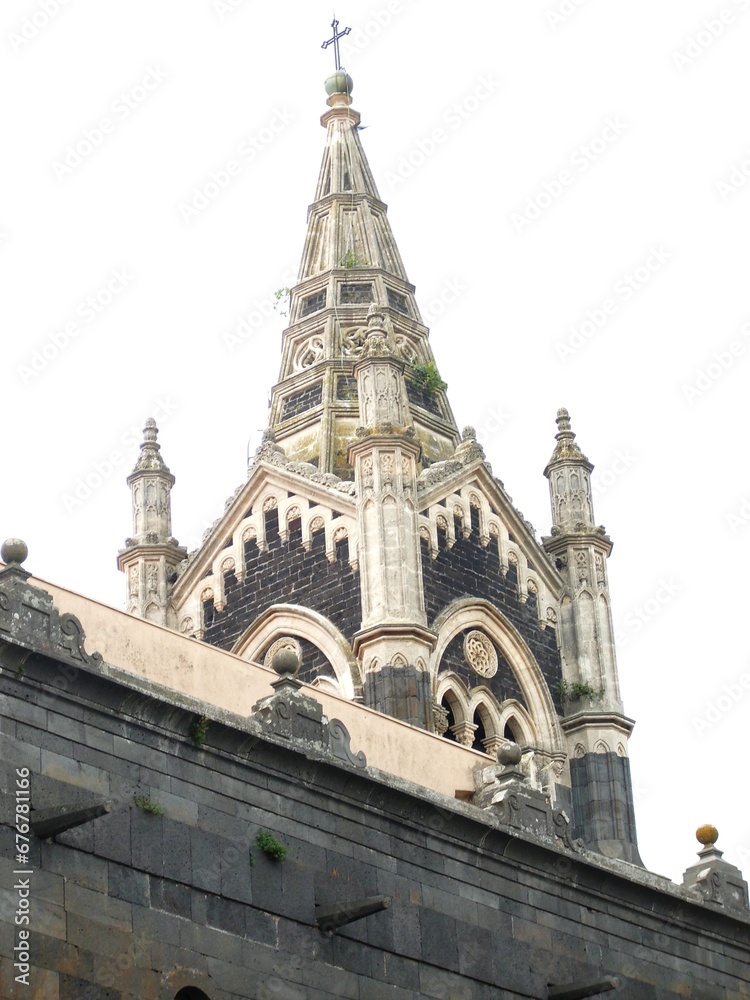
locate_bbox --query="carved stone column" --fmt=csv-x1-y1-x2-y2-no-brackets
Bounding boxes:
349,305,435,729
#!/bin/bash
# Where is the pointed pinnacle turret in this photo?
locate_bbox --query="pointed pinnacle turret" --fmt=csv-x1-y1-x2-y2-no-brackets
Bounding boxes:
544,408,596,534
542,409,629,764
545,408,592,473
125,419,176,542
130,418,173,477
118,418,186,626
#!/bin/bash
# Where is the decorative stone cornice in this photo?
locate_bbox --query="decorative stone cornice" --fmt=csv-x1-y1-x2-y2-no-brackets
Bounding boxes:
352,622,437,657
559,711,635,736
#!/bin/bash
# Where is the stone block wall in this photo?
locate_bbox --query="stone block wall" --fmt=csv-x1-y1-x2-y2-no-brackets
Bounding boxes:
204,515,360,660
1,655,749,1000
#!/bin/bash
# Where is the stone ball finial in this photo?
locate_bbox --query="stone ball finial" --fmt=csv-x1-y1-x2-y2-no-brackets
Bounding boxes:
696,824,719,847
1,538,28,566
497,742,522,767
271,648,300,677
325,70,354,97
461,426,477,442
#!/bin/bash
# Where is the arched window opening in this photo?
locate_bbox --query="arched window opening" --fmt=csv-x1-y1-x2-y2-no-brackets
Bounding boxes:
441,694,458,741
504,718,521,744
175,988,211,1000
472,708,488,751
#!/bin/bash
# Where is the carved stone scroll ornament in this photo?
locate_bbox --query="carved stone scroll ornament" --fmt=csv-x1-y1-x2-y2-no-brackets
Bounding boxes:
343,326,367,356
295,335,325,370
395,335,418,364
0,539,102,672
328,719,366,767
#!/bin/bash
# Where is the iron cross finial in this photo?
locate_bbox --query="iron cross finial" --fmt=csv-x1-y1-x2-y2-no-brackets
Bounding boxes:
321,17,351,71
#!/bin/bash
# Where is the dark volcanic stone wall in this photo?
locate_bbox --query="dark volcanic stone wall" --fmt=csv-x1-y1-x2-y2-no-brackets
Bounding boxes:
420,532,564,703
570,753,642,865
439,632,528,709
1,656,749,999
203,511,360,663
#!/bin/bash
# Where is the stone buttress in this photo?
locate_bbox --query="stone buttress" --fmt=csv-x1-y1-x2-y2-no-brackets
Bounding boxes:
543,408,641,863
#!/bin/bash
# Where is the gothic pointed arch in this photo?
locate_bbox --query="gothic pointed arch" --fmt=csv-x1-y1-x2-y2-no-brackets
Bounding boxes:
497,698,538,747
468,687,502,737
232,603,361,698
435,672,471,726
431,598,564,753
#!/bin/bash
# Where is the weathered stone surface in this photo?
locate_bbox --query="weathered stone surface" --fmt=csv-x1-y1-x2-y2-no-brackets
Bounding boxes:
1,654,749,999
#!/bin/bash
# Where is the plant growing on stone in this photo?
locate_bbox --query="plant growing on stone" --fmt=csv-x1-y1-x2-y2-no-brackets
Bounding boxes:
189,715,210,747
571,682,602,700
557,679,603,703
410,362,447,396
273,287,291,316
256,830,287,862
339,250,368,269
133,794,163,816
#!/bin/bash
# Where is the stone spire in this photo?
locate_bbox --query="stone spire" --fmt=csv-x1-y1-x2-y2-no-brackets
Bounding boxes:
117,419,186,626
265,70,459,479
543,409,640,864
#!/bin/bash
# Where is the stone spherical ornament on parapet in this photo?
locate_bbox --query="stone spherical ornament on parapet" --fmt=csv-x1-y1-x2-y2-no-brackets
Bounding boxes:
269,646,304,695
271,647,300,678
0,537,31,582
1,538,29,566
696,823,719,849
497,741,523,768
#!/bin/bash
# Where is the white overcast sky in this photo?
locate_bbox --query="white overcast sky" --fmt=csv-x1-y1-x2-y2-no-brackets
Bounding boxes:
3,0,750,883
